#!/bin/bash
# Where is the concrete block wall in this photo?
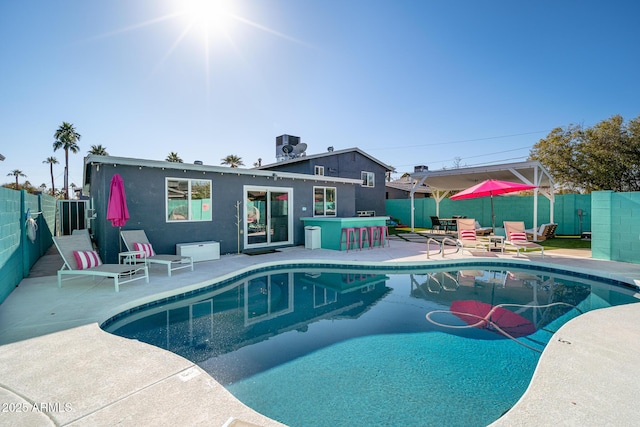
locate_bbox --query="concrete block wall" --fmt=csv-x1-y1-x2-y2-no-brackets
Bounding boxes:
0,188,22,303
0,188,57,304
592,190,640,264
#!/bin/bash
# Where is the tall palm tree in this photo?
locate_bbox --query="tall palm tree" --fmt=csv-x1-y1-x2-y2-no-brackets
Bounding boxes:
7,169,26,189
88,144,109,155
221,154,244,168
43,156,58,195
166,152,183,163
53,122,81,199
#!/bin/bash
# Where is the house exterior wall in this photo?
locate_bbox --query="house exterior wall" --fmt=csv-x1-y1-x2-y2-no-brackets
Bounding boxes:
262,151,389,215
87,162,357,263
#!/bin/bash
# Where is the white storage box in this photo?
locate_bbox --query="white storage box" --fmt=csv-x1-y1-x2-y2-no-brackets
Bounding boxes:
176,241,220,262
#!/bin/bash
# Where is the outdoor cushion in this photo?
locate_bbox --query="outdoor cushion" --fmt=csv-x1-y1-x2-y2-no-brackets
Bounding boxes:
509,232,528,241
134,242,155,258
73,250,103,270
460,229,476,240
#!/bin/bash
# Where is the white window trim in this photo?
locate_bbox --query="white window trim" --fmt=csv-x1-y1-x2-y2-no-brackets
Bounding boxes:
361,171,375,187
166,177,212,222
313,186,337,217
314,165,325,176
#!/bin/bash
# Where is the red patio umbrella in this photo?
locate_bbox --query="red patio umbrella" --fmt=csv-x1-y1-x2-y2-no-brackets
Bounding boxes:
106,174,129,251
449,179,537,231
450,299,536,338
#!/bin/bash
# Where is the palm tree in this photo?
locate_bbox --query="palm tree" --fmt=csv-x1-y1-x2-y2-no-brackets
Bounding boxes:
221,154,244,168
43,156,58,195
88,144,109,155
53,122,81,199
166,152,183,163
7,169,26,189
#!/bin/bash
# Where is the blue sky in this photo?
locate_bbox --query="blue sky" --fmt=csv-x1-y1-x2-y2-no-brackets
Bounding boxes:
1,0,639,192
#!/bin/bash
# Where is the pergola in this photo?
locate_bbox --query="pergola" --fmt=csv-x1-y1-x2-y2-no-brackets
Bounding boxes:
409,161,555,235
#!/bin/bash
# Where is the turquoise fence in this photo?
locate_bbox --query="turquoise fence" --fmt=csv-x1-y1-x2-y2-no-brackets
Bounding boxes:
386,193,592,235
591,190,640,264
0,188,56,304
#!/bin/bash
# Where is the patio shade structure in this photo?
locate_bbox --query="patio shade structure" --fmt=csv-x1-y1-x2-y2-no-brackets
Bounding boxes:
449,179,537,231
106,173,129,251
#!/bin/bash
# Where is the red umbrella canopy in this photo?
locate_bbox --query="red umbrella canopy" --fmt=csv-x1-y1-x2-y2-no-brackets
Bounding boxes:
449,179,537,200
106,174,130,227
450,300,536,338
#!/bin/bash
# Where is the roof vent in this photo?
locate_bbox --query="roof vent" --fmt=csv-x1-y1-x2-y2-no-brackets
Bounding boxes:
414,165,428,172
194,160,203,165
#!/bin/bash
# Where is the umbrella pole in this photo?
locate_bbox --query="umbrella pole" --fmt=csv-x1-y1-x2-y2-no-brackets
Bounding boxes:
491,195,495,232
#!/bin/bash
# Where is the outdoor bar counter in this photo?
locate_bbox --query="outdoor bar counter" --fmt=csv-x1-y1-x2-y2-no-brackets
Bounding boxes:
301,216,389,250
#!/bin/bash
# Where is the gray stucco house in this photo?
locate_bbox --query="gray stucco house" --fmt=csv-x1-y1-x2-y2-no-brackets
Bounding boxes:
82,155,364,263
258,147,394,216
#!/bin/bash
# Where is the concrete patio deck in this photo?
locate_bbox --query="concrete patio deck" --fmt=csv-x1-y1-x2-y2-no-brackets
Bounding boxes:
1,239,639,426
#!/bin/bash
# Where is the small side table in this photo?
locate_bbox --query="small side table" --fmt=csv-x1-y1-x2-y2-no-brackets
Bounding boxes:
119,250,146,265
488,236,504,253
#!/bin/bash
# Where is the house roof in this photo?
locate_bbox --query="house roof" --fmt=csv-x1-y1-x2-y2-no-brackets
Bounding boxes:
83,155,363,193
258,147,395,172
410,160,554,191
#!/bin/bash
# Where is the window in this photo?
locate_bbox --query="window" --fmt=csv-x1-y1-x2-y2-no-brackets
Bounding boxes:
314,186,336,216
361,171,375,187
314,165,325,176
166,178,212,222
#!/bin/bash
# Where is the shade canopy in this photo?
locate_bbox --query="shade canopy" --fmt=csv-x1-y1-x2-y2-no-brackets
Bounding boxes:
450,179,538,200
106,174,129,227
449,179,537,231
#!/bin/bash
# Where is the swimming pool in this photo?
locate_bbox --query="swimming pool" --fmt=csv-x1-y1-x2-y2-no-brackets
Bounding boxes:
104,263,639,426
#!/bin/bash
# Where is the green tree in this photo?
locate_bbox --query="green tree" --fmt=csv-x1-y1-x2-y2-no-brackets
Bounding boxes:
7,169,26,189
88,144,109,155
221,154,244,168
166,152,183,163
43,156,58,196
529,114,640,192
53,122,81,199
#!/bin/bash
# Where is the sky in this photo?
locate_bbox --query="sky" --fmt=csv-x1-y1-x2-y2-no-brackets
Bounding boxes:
1,0,639,193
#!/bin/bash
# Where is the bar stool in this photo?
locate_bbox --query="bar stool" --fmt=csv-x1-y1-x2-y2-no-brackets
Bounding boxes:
377,225,389,247
367,226,379,248
357,227,370,250
340,227,359,251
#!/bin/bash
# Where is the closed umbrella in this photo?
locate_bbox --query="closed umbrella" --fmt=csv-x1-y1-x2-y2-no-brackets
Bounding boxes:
106,174,129,251
449,179,537,231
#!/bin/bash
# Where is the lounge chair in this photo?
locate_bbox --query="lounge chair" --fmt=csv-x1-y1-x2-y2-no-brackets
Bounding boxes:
503,221,544,257
474,220,493,236
120,230,194,276
525,223,557,241
455,218,490,254
53,234,149,292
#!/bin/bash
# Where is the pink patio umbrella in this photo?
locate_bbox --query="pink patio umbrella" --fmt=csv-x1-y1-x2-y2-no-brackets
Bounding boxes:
449,179,537,231
106,174,129,251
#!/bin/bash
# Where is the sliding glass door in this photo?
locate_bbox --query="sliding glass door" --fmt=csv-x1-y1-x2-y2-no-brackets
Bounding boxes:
244,186,293,248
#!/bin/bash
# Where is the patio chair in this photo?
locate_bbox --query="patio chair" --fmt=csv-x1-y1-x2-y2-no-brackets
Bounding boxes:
503,221,544,257
120,230,194,276
430,216,443,234
525,223,557,241
53,234,149,292
455,218,490,254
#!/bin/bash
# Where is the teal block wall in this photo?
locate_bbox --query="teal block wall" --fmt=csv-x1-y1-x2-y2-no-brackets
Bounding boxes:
592,191,640,264
0,189,56,304
0,188,22,303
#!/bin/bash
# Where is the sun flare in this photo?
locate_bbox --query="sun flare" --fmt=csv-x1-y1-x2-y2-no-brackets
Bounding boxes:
178,0,237,37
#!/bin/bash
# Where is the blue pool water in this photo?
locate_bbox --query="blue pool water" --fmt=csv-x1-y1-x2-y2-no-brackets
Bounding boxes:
105,265,638,426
